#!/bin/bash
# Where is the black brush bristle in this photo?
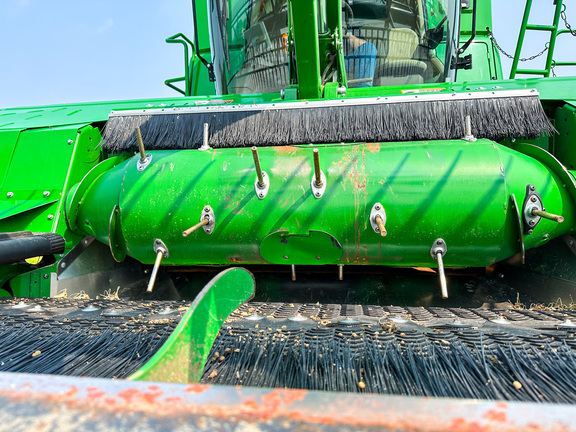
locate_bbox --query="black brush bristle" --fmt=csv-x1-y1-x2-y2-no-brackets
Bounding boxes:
101,95,555,152
202,326,576,403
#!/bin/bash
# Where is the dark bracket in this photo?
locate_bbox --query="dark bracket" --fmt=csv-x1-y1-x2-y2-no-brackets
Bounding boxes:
191,0,216,82
452,54,473,70
522,184,543,235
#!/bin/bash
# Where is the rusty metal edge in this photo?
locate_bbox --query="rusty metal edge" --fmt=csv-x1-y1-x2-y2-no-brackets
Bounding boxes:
0,371,574,432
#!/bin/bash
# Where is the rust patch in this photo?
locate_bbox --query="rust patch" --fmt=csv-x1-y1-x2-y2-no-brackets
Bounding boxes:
449,418,484,432
64,387,78,397
211,150,221,162
87,387,106,400
485,408,507,422
243,400,259,410
116,388,141,403
366,143,380,153
274,146,298,156
117,387,164,405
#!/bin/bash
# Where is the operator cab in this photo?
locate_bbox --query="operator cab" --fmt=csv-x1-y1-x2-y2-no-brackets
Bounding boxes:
208,0,459,94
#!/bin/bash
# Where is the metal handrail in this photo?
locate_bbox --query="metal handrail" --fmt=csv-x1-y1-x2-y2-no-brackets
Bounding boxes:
164,33,196,96
510,0,563,78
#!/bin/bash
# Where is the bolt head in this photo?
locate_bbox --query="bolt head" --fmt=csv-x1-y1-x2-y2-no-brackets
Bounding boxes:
206,229,211,233
67,139,73,145
436,240,443,245
43,191,50,197
283,255,289,260
47,214,54,220
43,274,49,279
259,193,264,198
316,256,321,260
529,220,535,226
6,192,13,198
375,204,381,210
529,185,535,191
530,196,537,202
204,206,210,212
315,192,321,198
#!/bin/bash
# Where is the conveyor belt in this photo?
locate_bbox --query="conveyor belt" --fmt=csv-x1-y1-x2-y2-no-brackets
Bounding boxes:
202,302,576,403
0,298,190,378
2,297,576,403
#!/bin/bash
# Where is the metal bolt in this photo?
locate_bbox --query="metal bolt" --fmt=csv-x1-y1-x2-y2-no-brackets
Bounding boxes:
206,229,211,233
67,139,73,145
6,192,13,198
529,220,535,226
284,255,289,260
43,191,50,197
437,240,443,245
61,262,67,269
85,220,90,225
530,196,537,202
204,206,210,213
543,234,550,240
43,274,49,279
375,204,381,210
47,214,54,220
259,193,264,199
315,192,321,198
529,185,535,191
316,256,321,260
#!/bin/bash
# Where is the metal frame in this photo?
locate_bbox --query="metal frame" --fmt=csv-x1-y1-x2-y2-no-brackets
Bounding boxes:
1,371,575,431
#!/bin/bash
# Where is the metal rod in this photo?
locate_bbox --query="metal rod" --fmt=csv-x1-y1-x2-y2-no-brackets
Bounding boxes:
291,265,296,281
375,215,387,237
313,149,323,187
252,147,265,188
465,116,472,137
182,218,209,237
338,264,343,281
203,123,209,148
532,208,564,223
135,127,146,161
147,249,165,293
436,252,448,299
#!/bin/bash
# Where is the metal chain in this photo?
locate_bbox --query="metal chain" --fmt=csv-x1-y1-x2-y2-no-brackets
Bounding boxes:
486,28,548,61
561,4,576,36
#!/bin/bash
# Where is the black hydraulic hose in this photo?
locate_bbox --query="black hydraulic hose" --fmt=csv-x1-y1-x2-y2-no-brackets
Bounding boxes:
0,232,65,265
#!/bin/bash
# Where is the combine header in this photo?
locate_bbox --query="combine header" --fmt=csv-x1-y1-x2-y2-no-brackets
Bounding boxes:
1,0,576,429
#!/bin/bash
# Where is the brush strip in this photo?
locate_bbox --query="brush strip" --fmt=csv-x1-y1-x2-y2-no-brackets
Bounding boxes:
202,325,576,403
0,324,172,378
101,92,555,151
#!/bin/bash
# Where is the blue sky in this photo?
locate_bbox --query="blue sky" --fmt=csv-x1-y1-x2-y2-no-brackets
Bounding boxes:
0,0,574,108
